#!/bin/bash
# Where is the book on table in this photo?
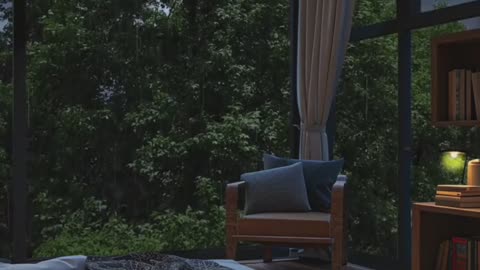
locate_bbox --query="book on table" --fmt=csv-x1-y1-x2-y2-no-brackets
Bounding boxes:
437,185,480,192
438,191,480,197
436,185,480,208
435,200,480,208
436,195,480,203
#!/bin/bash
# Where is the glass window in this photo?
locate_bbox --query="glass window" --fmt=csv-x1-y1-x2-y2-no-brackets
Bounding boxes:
337,34,399,258
27,0,290,259
412,21,478,201
340,0,400,260
462,17,480,30
0,0,12,259
353,0,396,27
422,0,480,30
421,0,478,12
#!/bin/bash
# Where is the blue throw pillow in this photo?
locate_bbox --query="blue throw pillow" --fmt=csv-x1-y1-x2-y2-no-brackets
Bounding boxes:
263,154,344,211
241,162,311,215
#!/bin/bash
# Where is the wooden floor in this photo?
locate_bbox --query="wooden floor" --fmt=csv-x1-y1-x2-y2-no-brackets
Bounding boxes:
241,259,373,270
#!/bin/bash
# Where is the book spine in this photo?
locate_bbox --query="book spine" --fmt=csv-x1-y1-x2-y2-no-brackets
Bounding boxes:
472,72,480,120
460,70,466,120
437,191,480,197
474,240,478,270
438,241,447,270
450,70,457,121
450,240,454,270
477,240,480,270
467,70,472,120
469,240,472,270
453,237,469,270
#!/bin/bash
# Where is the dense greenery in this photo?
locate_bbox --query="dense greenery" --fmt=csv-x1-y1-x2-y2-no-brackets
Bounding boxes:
1,0,290,257
0,0,478,259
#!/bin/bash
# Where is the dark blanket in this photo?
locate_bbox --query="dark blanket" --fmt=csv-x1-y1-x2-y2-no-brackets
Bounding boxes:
86,253,232,270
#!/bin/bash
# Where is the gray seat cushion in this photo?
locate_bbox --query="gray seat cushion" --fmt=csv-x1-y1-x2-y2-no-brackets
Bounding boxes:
242,212,330,222
238,212,331,237
241,162,311,215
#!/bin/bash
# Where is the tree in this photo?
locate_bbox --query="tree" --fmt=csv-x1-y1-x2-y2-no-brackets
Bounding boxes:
0,0,474,259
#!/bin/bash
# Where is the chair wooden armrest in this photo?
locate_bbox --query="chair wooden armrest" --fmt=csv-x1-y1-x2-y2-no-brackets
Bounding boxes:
225,181,245,259
331,175,348,269
226,181,245,214
331,175,347,219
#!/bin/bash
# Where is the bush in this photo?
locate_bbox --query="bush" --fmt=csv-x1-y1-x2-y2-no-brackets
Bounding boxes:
34,177,226,258
34,206,225,258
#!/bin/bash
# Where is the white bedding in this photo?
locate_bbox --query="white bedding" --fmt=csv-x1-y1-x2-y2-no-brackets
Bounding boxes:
0,256,87,270
212,260,254,270
0,256,253,270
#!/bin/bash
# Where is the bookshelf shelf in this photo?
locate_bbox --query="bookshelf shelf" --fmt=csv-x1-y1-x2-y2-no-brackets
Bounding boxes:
431,29,480,127
434,120,480,127
413,202,480,270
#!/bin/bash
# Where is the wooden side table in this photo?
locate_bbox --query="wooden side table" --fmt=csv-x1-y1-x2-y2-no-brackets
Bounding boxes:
412,202,480,270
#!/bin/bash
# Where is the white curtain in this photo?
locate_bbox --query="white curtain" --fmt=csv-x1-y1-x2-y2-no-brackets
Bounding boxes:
297,0,355,160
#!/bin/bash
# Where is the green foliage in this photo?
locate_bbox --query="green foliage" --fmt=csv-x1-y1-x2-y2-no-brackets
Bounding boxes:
34,207,225,258
19,0,289,257
34,178,225,257
0,0,478,260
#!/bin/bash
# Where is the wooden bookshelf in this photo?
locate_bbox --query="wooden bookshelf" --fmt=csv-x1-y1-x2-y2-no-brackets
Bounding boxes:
431,29,480,127
412,202,480,270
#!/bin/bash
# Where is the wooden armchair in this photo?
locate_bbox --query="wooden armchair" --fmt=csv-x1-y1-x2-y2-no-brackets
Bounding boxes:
225,175,348,270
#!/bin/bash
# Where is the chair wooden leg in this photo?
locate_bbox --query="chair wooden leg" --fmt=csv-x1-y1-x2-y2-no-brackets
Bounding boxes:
226,237,237,259
332,247,342,270
263,246,273,263
332,238,347,270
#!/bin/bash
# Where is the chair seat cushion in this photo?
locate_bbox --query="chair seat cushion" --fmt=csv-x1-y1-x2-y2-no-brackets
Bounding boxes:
237,212,330,238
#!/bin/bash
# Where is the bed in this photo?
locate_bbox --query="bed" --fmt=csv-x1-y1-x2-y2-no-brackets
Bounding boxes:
0,255,253,270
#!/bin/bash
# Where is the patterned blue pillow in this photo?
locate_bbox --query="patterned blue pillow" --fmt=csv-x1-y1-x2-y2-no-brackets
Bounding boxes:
263,154,344,211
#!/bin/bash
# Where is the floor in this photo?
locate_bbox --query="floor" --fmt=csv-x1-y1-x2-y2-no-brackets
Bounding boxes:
241,259,374,270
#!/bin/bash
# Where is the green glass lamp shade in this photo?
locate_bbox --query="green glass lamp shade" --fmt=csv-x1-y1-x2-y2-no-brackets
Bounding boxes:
441,151,467,174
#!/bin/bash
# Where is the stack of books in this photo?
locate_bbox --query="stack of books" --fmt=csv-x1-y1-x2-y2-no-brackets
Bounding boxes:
436,237,480,270
448,69,480,121
436,185,480,208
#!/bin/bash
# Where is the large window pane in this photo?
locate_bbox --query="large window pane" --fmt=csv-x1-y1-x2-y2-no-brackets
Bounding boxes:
412,21,478,200
422,0,478,12
422,0,480,29
353,0,396,27
0,0,12,259
27,0,290,258
338,34,399,258
339,0,400,260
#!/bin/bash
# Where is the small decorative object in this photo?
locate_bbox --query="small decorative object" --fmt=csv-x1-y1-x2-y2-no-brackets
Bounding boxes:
467,159,480,186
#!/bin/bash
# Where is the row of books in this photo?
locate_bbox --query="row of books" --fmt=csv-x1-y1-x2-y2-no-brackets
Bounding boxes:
448,69,480,121
436,185,480,208
436,237,480,270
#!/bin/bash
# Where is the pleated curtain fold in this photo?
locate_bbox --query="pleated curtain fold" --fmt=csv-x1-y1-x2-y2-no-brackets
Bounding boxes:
297,0,355,160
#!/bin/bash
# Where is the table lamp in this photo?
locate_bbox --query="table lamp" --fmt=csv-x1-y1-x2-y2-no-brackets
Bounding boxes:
441,150,467,184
